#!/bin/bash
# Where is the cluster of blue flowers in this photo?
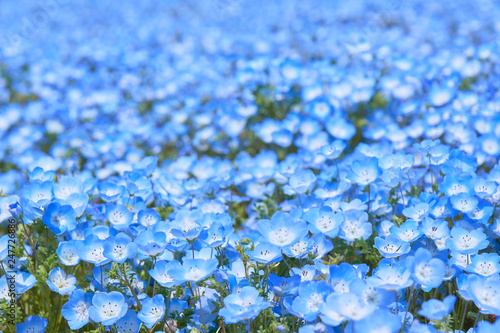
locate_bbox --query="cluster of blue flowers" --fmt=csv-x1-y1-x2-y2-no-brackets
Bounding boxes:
2,0,500,332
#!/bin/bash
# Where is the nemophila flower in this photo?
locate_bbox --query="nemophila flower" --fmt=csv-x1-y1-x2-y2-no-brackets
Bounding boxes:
406,248,446,290
16,272,37,294
46,267,77,295
42,202,77,235
418,295,456,321
450,193,479,214
59,193,89,217
477,320,500,333
133,156,158,177
303,206,343,238
390,220,423,243
137,208,161,228
135,230,167,257
28,167,55,183
325,117,356,140
439,174,473,196
23,181,53,206
339,210,372,242
291,265,318,282
367,259,412,290
465,253,500,277
103,233,138,263
8,201,22,218
54,176,83,200
352,309,402,333
85,225,117,240
403,201,431,221
199,221,233,248
17,315,48,333
446,227,489,254
148,260,181,288
310,233,334,259
105,203,134,231
170,209,203,241
325,292,376,321
248,243,283,264
115,309,142,333
268,274,301,297
98,181,126,202
290,280,331,321
346,157,381,186
138,294,165,328
468,274,500,315
330,262,358,293
283,170,317,195
473,177,497,198
88,291,128,326
61,289,93,330
421,217,449,240
78,235,110,266
468,201,494,225
320,140,346,159
429,196,451,218
219,286,271,324
374,234,411,258
257,211,308,249
168,258,218,285
350,279,394,308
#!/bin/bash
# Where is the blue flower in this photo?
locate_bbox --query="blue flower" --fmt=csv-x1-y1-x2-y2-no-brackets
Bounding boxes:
78,235,110,266
346,157,382,186
418,295,456,321
352,309,402,333
290,280,331,321
446,227,489,254
61,289,93,330
283,170,317,195
406,248,445,290
477,320,500,333
134,230,167,257
168,258,218,285
98,181,126,202
138,294,165,328
465,253,500,277
468,274,500,315
257,211,308,249
103,233,138,263
137,208,161,228
16,272,37,295
17,315,48,333
219,286,271,324
421,217,449,240
367,259,412,290
374,234,410,258
88,291,128,326
324,292,376,321
42,202,77,235
449,193,479,214
248,243,283,264
116,309,142,333
390,220,423,243
148,260,181,288
46,267,77,295
105,203,134,231
56,240,81,266
303,206,343,238
28,167,55,183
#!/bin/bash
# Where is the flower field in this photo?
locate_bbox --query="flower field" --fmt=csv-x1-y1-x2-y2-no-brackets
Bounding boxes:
2,0,500,332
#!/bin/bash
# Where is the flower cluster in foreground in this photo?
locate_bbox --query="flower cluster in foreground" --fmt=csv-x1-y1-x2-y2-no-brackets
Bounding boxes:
2,0,500,333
